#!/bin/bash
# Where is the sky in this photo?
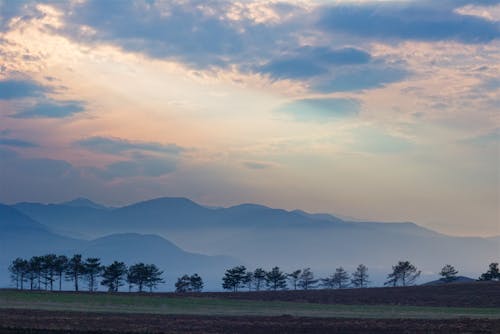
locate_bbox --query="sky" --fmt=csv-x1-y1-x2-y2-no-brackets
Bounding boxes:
0,0,498,237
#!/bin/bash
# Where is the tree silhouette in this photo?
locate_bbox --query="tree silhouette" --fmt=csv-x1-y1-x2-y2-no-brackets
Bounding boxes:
101,261,127,292
66,254,85,291
144,264,164,292
29,256,43,290
479,263,500,281
127,263,164,292
175,273,203,292
287,269,301,290
53,255,68,291
189,273,203,292
332,267,350,289
265,266,287,291
8,258,28,290
253,268,266,291
222,265,247,292
298,268,317,290
175,274,191,292
439,264,458,283
84,257,102,292
351,264,370,288
42,254,57,291
385,260,421,287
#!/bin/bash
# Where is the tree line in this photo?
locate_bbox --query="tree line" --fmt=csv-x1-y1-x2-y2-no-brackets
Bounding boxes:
8,254,165,292
221,261,500,292
9,255,499,292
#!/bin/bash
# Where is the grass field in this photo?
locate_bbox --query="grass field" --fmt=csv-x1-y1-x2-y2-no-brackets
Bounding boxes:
1,290,499,319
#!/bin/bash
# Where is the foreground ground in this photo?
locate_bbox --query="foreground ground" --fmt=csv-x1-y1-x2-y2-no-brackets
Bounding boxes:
1,309,499,334
0,282,499,333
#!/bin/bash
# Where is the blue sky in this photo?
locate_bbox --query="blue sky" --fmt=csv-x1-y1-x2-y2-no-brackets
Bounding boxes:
0,0,498,236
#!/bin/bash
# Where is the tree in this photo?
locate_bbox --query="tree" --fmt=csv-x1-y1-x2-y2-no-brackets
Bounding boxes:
243,271,253,291
101,261,127,292
26,258,38,290
175,275,191,292
190,274,203,292
9,258,28,290
144,264,164,292
265,266,287,291
287,269,301,290
175,274,204,292
66,254,85,291
29,256,45,290
479,263,500,281
439,264,458,283
222,265,247,292
298,268,317,290
351,264,370,288
385,260,421,287
332,267,350,289
253,268,266,291
53,255,68,291
41,254,57,291
84,258,102,292
127,263,164,292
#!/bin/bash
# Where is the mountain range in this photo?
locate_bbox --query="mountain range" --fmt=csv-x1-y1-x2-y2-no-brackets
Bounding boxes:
1,197,498,290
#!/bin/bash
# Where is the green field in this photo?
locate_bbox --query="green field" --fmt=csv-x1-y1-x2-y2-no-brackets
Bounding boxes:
1,290,498,319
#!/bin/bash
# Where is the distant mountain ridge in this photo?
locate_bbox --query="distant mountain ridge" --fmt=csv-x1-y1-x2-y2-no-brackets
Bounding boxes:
5,197,499,286
0,205,236,290
59,197,109,210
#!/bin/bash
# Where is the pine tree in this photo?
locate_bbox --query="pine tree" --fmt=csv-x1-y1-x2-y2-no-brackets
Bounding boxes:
253,268,267,291
84,257,102,292
479,263,500,281
351,264,370,288
287,269,301,290
332,267,350,289
175,275,191,292
439,264,458,283
385,260,421,287
298,268,317,290
222,265,247,292
189,274,203,292
265,266,287,291
101,261,127,292
66,254,85,291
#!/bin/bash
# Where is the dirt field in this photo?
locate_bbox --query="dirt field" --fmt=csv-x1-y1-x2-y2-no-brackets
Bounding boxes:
1,283,498,333
175,281,500,308
1,309,499,334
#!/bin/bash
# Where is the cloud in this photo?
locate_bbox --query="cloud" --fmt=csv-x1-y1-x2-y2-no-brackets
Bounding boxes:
350,127,414,154
10,100,85,118
314,66,408,93
60,0,258,68
0,79,46,100
278,98,360,122
242,161,275,170
0,138,38,148
260,47,371,80
75,136,184,155
318,2,500,43
88,155,178,180
461,128,500,147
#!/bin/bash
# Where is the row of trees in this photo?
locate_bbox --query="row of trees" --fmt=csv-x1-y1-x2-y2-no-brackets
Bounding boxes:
221,264,370,292
221,261,500,291
8,254,164,292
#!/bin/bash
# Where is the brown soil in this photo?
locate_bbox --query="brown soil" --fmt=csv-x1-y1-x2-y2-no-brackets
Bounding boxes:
0,308,499,334
104,281,500,308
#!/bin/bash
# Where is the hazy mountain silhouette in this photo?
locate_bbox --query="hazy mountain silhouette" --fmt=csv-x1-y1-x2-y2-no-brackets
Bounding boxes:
7,197,500,284
0,205,236,290
59,197,109,210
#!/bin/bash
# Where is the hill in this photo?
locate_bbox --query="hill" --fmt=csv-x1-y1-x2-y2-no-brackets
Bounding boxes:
8,197,500,284
0,206,236,290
